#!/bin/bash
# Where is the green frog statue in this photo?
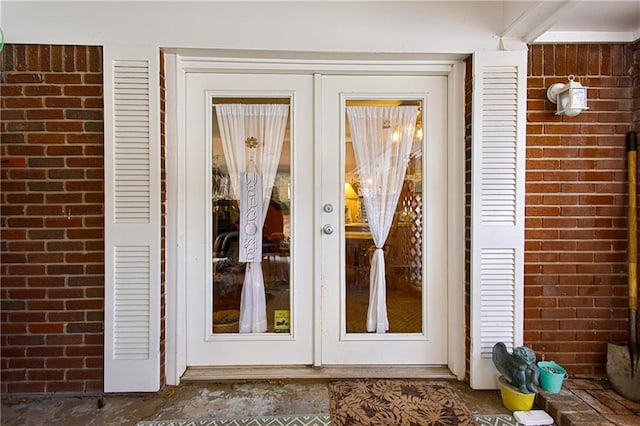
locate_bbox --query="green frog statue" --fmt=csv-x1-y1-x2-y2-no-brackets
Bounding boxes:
492,342,540,394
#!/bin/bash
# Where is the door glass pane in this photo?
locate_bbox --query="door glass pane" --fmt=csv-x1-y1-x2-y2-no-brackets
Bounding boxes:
344,99,423,334
211,98,292,334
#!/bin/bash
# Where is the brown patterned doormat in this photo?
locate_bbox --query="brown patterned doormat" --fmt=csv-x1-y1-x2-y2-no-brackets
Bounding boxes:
329,380,478,425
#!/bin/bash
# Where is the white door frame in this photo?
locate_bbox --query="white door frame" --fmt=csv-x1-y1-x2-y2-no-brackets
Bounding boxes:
164,51,466,385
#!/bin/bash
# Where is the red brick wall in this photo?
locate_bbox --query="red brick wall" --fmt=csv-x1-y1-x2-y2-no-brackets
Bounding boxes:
2,42,637,394
0,45,105,393
525,43,636,376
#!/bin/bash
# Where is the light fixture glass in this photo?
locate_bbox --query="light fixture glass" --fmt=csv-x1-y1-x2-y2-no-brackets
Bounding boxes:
547,75,589,117
344,182,359,199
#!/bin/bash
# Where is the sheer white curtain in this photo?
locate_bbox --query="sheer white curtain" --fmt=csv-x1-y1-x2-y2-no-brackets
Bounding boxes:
215,104,289,333
346,106,418,333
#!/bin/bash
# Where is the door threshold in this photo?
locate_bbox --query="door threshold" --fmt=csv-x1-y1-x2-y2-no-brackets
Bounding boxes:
181,365,456,382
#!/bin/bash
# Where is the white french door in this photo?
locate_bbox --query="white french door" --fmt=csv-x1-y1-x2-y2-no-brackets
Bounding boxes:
320,75,448,365
184,71,448,367
185,73,315,365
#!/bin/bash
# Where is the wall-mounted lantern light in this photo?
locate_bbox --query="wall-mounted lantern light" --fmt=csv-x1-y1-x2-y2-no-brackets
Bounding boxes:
546,74,589,117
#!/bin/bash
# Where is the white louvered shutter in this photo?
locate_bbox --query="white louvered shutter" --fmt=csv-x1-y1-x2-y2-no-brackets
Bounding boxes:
470,50,527,390
104,46,160,392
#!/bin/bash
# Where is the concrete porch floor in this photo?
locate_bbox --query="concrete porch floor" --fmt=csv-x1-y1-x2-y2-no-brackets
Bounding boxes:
1,378,639,425
1,379,507,426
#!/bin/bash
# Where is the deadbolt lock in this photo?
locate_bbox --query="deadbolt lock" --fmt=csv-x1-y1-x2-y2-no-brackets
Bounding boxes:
322,224,335,235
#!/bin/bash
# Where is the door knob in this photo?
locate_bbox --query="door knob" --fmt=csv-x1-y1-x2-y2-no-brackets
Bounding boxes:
322,224,335,235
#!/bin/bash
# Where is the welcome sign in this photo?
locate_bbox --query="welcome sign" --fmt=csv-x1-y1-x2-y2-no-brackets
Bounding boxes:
239,172,263,262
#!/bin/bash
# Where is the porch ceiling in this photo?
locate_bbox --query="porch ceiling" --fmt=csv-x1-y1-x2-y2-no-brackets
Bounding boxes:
505,0,640,44
2,1,638,53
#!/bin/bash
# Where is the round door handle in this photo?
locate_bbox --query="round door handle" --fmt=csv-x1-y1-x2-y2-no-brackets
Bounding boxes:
322,224,335,235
